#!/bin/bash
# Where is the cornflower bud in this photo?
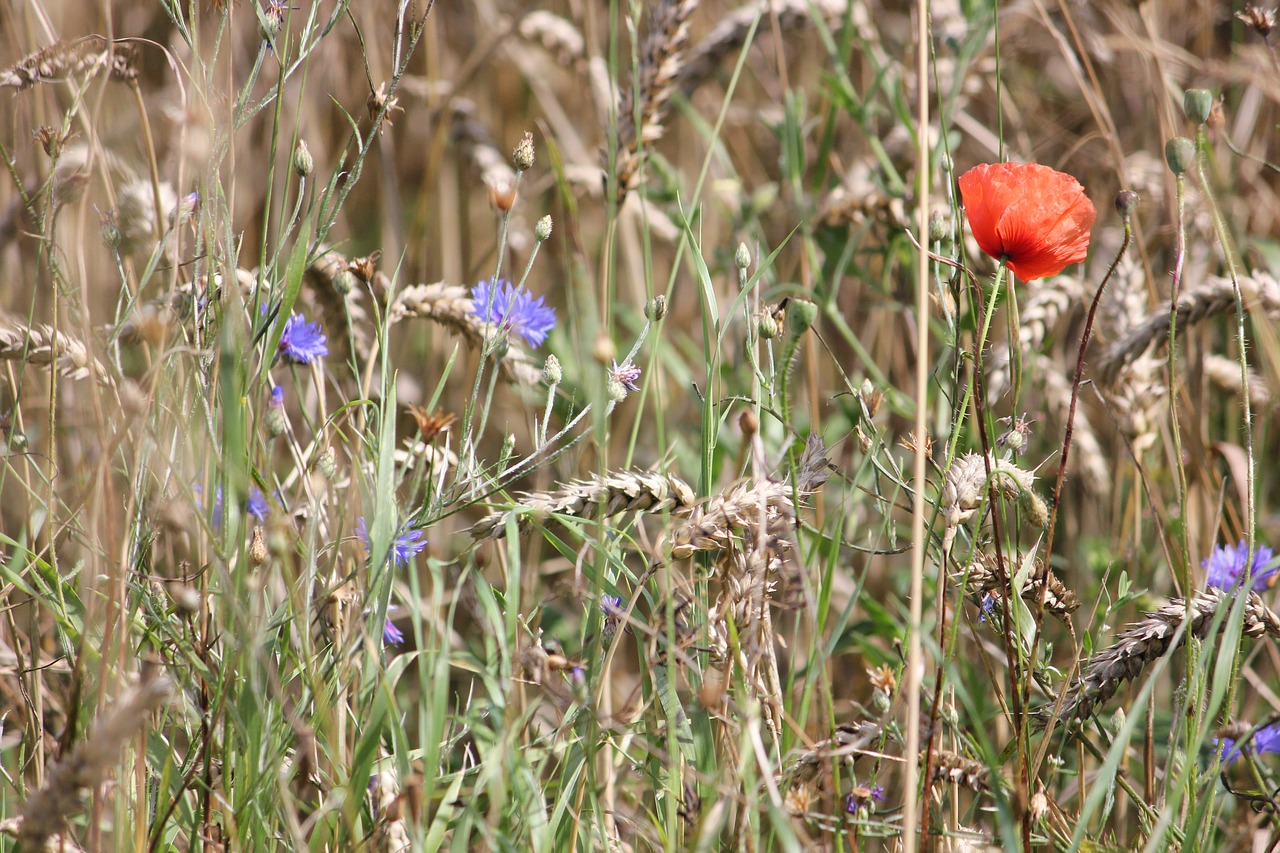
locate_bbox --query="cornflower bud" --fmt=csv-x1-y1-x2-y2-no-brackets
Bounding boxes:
316,447,338,481
292,139,314,177
534,214,552,242
735,242,751,270
542,354,562,385
513,132,535,171
646,295,667,321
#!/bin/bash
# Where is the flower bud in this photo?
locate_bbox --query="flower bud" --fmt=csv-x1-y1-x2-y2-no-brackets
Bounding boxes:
99,209,121,250
292,139,314,177
939,152,954,174
734,242,751,270
757,312,779,340
787,299,819,340
645,295,667,321
606,378,628,402
315,446,338,481
333,269,357,296
542,354,562,385
928,210,950,243
1165,137,1196,176
513,132,535,171
1114,190,1139,222
534,215,552,242
1183,89,1214,126
266,386,287,438
1019,489,1049,529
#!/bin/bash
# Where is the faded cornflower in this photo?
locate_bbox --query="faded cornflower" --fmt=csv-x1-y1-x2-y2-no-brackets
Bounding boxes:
513,131,535,171
607,360,641,401
844,783,885,814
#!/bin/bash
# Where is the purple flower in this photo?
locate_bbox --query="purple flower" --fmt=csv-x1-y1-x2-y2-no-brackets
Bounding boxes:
1203,540,1278,593
609,360,642,392
277,313,329,364
1220,722,1280,766
270,385,285,407
844,783,885,814
470,278,556,348
247,487,270,522
600,594,625,643
382,619,404,647
356,517,428,567
978,591,998,623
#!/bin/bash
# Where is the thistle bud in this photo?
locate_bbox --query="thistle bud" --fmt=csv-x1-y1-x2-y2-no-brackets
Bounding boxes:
1183,89,1214,126
542,354,562,386
734,242,751,271
646,295,667,321
1165,137,1196,176
292,139,314,177
534,214,552,242
1114,190,1139,222
513,132,535,172
315,446,338,481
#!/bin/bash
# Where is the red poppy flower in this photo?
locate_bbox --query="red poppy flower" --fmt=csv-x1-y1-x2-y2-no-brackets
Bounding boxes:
958,162,1096,281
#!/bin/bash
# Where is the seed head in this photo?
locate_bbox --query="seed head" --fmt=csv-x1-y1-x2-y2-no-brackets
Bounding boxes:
249,526,268,565
1237,5,1276,37
1165,137,1196,176
1183,89,1214,126
787,299,819,340
1114,190,1139,222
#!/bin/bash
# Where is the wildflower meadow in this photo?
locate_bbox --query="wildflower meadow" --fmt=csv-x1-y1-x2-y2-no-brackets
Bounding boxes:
2,1,1280,850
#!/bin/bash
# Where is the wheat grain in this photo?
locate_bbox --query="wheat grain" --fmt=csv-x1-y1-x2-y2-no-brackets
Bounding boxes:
1038,587,1280,725
958,553,1079,623
0,318,113,386
472,469,696,539
518,11,585,66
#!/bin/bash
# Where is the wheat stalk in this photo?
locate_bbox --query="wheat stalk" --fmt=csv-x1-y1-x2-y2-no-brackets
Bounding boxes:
1098,272,1280,382
0,38,137,90
958,554,1080,623
615,0,698,200
0,318,114,387
17,676,171,849
518,11,586,66
472,470,697,539
1038,587,1280,725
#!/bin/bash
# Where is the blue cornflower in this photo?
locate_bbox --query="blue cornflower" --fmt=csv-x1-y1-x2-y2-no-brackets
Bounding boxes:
382,619,404,647
609,360,642,392
600,594,625,643
270,385,285,406
200,485,269,527
1203,540,1278,593
356,517,428,566
277,313,329,364
1220,722,1280,766
978,591,998,623
470,278,556,348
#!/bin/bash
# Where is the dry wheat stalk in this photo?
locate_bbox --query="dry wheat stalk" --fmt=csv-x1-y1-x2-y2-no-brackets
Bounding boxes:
676,0,849,96
940,452,1036,541
1039,587,1280,725
17,676,171,849
668,477,794,560
518,11,586,66
472,470,697,539
388,282,543,386
0,318,113,386
370,770,412,852
958,553,1079,624
615,0,698,199
0,39,136,90
303,247,372,368
929,749,988,792
1204,354,1274,411
1099,272,1280,382
450,99,515,191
